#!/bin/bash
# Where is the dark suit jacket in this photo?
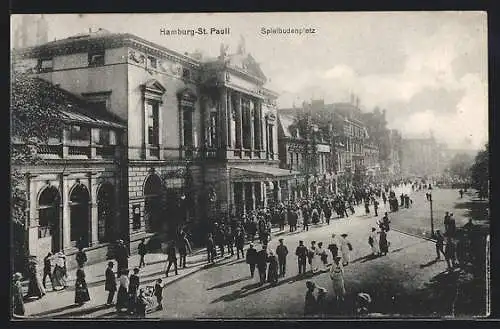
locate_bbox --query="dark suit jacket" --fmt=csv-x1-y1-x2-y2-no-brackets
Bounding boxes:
105,268,117,291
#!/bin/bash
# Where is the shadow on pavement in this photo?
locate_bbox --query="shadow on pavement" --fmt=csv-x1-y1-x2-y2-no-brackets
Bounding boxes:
210,272,317,304
207,277,248,291
391,240,427,253
420,259,440,269
30,303,80,317
352,254,378,264
51,304,112,318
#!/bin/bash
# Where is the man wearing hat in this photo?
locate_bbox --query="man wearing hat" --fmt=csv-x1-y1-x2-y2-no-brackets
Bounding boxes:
295,240,308,275
105,261,117,305
256,245,269,285
276,238,289,278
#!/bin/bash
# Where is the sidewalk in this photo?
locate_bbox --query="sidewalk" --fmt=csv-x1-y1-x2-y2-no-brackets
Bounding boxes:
22,227,281,318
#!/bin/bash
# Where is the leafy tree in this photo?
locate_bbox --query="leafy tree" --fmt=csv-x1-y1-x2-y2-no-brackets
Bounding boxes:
448,153,475,180
11,71,63,272
470,144,489,199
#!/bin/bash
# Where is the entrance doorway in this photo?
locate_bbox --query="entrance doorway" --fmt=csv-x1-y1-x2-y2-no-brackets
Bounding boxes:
70,184,90,248
97,183,115,243
38,186,61,253
144,174,163,233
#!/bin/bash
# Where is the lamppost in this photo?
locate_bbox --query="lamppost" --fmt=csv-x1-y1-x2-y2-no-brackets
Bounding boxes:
428,192,435,238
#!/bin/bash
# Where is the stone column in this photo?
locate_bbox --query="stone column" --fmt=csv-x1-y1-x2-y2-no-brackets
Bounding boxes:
236,93,243,150
251,182,256,211
62,174,71,249
262,182,267,208
227,91,232,148
89,173,98,246
276,181,282,202
241,182,246,215
220,88,228,149
249,103,255,154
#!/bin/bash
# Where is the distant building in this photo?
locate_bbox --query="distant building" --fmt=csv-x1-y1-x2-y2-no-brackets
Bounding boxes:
401,136,444,178
277,108,332,198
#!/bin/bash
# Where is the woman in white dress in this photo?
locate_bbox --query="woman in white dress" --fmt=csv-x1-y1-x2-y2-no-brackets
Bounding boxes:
329,256,346,302
339,234,352,266
369,228,380,256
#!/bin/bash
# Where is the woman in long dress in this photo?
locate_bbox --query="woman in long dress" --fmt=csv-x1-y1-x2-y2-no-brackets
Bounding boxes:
26,257,45,299
12,273,25,317
316,242,328,271
329,256,346,302
116,269,129,312
266,251,279,285
339,234,352,266
369,228,380,256
74,267,91,306
52,252,67,290
379,230,389,256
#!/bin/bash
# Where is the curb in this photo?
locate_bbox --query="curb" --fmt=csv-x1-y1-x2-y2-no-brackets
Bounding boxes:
391,228,436,243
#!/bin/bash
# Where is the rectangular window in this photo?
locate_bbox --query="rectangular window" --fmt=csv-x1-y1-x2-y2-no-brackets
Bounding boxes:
132,205,141,230
148,56,157,69
183,107,194,147
209,111,218,147
38,58,53,72
97,129,110,145
182,68,191,80
146,101,159,146
88,49,105,67
68,125,90,142
268,124,274,154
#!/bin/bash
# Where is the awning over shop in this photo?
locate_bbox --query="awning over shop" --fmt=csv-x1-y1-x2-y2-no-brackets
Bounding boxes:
230,165,301,182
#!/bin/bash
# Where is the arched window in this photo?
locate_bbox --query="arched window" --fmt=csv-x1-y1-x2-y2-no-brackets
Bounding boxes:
143,174,163,232
38,186,61,253
70,183,90,247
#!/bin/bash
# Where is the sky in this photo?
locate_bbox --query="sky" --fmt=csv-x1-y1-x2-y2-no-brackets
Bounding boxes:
11,12,488,150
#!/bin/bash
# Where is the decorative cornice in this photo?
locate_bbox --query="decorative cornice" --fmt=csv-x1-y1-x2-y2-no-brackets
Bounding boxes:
13,33,200,69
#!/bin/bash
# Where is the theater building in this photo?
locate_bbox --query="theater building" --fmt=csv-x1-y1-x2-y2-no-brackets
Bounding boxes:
12,28,296,258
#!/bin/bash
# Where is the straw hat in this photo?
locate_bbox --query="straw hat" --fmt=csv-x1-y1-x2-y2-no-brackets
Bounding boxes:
357,292,372,304
12,272,23,281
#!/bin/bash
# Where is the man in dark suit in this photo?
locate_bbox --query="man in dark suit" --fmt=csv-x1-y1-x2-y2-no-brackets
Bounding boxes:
256,245,268,285
165,241,178,277
295,240,308,275
246,243,258,278
276,239,289,278
138,239,147,268
105,262,117,306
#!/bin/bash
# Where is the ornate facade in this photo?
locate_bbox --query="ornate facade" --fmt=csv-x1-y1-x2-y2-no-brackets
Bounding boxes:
12,29,295,262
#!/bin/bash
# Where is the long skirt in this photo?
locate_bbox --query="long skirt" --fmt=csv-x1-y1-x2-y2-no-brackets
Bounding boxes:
380,238,389,254
27,274,45,298
341,248,350,264
371,240,380,255
75,282,91,305
52,266,67,289
267,266,278,284
116,286,128,311
331,275,346,298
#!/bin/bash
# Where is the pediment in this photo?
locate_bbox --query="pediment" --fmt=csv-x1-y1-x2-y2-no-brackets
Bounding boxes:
177,87,197,102
142,79,166,95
